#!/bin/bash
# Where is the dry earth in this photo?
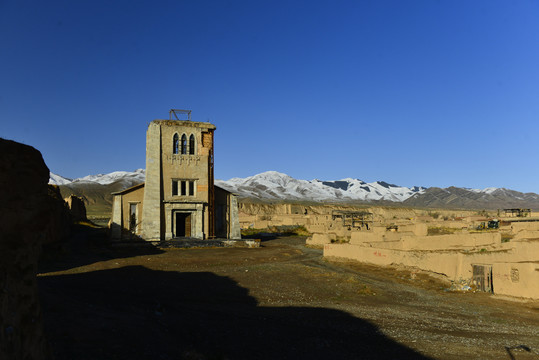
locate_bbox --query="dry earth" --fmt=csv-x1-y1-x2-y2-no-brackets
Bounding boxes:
38,226,539,360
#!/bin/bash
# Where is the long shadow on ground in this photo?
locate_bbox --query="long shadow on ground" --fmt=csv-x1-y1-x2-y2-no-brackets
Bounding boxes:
39,266,432,360
39,224,163,273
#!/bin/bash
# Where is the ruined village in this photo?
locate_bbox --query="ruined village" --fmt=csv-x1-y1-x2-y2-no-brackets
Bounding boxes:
2,110,539,360
5,1,539,358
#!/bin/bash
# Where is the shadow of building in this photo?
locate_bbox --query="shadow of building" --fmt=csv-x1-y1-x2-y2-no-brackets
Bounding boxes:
39,266,432,360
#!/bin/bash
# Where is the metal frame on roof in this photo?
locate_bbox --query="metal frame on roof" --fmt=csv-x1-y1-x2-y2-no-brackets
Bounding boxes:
169,109,192,121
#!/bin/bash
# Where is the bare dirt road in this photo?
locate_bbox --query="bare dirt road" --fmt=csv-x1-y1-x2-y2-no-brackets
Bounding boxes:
38,228,539,359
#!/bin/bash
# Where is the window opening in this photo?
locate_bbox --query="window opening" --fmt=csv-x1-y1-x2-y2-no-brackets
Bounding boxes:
181,181,186,195
172,180,178,196
173,134,180,154
181,134,187,154
189,181,194,196
189,134,195,155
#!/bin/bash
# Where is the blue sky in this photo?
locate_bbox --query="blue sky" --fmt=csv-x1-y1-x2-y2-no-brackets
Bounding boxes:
1,0,539,192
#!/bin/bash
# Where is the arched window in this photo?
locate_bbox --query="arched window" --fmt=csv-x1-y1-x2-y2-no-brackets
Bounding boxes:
189,134,195,155
181,134,187,154
173,134,180,154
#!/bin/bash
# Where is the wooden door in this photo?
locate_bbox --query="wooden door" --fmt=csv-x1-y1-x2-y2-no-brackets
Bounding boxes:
473,265,493,293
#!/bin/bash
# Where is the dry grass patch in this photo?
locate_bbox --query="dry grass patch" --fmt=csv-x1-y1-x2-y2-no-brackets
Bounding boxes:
427,226,460,235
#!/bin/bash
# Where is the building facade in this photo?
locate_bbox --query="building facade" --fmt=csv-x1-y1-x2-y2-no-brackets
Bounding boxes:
110,115,240,241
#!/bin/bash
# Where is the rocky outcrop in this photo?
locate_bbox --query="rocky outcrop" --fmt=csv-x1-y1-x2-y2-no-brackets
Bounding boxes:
0,138,54,360
64,194,87,222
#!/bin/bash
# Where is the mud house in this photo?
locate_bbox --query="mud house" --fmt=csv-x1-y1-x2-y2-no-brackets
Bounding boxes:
110,110,241,241
323,218,539,300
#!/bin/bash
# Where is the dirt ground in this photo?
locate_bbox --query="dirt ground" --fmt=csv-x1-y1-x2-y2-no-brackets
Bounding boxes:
37,226,539,360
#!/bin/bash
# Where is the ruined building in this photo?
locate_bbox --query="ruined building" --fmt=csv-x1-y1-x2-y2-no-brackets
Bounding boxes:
110,110,240,241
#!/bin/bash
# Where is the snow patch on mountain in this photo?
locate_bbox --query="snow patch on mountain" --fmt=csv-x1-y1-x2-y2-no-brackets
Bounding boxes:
49,169,146,185
50,169,426,202
48,173,73,185
215,171,426,202
469,187,500,194
75,169,146,185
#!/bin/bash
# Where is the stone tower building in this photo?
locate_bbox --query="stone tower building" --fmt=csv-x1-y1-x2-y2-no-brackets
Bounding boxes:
111,110,240,241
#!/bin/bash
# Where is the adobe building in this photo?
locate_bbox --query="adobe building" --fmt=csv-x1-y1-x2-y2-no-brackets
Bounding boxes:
322,219,539,300
110,110,241,241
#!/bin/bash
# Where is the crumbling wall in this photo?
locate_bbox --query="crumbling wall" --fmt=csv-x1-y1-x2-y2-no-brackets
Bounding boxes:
64,194,87,222
238,203,480,233
509,222,539,232
47,185,72,244
306,233,336,246
512,230,539,240
0,139,53,359
400,232,500,250
324,239,539,299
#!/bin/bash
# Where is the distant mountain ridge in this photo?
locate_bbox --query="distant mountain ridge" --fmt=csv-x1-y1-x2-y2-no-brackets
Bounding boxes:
49,169,539,211
404,186,539,210
50,169,145,186
213,171,426,202
50,170,146,216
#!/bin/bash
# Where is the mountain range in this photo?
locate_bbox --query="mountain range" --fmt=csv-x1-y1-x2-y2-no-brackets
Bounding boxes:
50,170,539,212
213,171,426,202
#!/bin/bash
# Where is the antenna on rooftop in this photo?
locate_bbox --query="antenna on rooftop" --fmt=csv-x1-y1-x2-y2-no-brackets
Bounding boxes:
169,109,192,121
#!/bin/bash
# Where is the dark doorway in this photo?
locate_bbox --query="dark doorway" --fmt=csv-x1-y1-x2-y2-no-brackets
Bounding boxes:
129,204,137,232
472,264,493,293
175,212,191,237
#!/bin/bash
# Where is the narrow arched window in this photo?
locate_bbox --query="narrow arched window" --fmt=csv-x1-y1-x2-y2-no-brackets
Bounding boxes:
181,134,187,154
189,134,195,155
173,134,180,154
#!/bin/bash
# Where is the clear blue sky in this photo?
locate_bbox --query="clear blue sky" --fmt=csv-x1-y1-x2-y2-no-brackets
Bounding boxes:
1,1,539,192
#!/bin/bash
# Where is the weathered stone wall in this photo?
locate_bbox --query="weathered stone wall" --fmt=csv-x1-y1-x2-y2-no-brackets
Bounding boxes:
142,122,163,240
142,120,216,240
229,194,241,239
159,121,214,205
0,139,53,360
160,121,215,240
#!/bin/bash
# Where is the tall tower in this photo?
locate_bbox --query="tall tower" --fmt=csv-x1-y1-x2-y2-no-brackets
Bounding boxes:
142,110,216,241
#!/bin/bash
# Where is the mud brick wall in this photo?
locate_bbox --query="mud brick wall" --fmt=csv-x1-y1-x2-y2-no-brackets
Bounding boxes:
0,139,53,360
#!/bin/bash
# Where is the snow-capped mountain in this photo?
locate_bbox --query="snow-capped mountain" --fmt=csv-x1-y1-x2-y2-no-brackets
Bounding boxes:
214,171,426,202
49,169,426,202
49,173,73,185
75,169,146,185
49,169,539,209
49,169,146,186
